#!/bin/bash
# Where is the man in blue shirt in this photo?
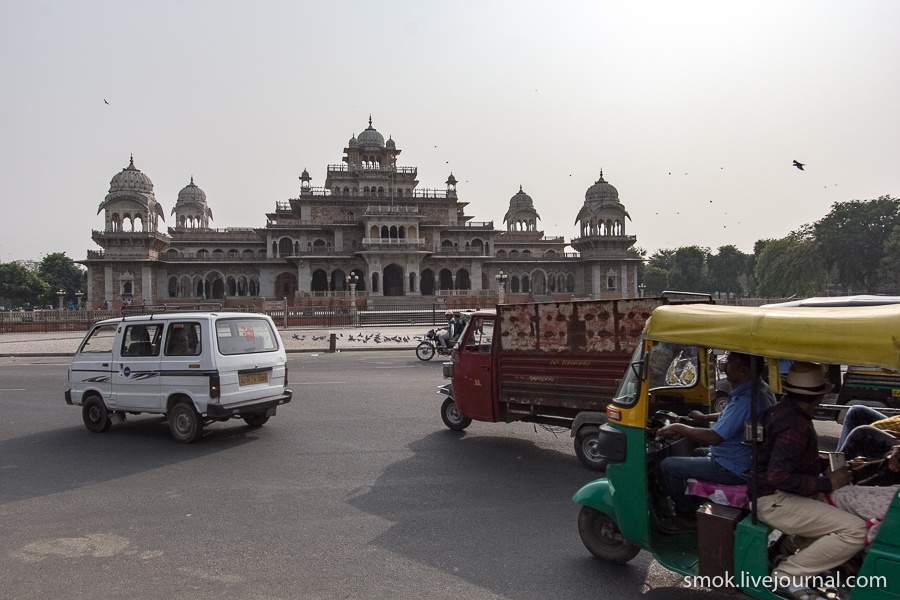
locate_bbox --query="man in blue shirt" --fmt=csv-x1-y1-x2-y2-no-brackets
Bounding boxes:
657,351,777,532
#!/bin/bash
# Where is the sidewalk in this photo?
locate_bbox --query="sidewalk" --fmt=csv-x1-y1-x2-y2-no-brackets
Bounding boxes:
0,325,435,357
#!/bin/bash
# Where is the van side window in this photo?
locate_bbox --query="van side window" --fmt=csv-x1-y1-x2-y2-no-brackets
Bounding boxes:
648,342,698,389
79,324,117,353
465,318,494,354
164,322,202,357
121,324,162,357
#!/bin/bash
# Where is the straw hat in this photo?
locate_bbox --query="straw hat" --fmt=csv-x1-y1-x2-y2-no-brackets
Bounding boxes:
783,362,834,396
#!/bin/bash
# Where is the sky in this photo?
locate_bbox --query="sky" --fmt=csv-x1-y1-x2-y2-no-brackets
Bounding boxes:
2,0,899,264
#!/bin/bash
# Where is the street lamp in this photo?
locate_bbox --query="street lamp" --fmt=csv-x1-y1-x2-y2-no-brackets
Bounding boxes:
75,291,84,310
639,283,646,298
494,271,509,305
346,273,359,300
57,289,65,311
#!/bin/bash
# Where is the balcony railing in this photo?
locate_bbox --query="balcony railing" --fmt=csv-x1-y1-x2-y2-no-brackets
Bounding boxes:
365,205,420,215
168,227,261,241
362,238,426,245
327,164,417,175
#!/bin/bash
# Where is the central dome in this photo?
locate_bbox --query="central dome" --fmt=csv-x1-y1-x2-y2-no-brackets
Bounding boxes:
108,156,154,194
357,117,385,148
509,185,534,208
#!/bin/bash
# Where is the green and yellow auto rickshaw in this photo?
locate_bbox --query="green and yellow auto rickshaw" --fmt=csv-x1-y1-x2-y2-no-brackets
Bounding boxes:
573,303,900,599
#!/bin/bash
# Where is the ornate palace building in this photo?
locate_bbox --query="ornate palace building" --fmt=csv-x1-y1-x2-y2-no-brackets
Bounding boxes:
83,119,641,308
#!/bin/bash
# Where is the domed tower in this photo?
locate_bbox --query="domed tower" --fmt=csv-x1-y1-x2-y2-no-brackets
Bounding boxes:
571,172,633,251
325,116,416,198
88,156,170,306
503,185,541,232
96,155,166,233
171,177,213,228
570,172,640,298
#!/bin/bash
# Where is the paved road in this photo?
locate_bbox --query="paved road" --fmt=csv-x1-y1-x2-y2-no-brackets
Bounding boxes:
0,351,842,599
0,351,723,600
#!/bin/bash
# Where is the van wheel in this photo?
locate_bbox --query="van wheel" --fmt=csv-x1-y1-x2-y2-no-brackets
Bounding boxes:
243,412,270,427
578,506,640,564
416,342,436,361
82,396,112,433
574,425,608,471
168,402,203,443
440,397,472,431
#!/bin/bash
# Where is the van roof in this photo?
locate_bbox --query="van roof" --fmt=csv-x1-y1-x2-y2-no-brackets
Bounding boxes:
645,303,900,371
94,312,272,326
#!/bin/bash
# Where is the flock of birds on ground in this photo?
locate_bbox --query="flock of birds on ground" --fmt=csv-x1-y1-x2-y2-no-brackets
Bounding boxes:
291,332,417,344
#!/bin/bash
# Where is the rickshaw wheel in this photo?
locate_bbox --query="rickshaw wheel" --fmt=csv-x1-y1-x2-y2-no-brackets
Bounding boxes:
440,397,472,431
713,392,729,414
578,506,640,564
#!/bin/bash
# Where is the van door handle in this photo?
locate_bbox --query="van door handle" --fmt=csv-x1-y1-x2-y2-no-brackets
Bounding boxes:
102,363,109,367
481,365,490,370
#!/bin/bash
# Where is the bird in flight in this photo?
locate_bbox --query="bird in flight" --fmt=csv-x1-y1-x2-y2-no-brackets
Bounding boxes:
793,160,805,170
104,99,109,105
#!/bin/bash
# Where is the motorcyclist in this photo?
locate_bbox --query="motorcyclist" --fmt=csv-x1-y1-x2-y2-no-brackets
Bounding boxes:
438,310,456,348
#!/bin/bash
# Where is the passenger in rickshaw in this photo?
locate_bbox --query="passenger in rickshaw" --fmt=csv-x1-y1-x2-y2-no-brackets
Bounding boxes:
836,405,900,460
754,362,868,600
656,352,776,532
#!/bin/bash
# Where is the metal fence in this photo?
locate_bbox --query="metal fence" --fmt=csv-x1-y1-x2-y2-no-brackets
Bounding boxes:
0,302,493,333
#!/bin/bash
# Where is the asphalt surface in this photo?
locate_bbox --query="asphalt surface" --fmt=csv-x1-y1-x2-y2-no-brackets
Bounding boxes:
0,335,843,599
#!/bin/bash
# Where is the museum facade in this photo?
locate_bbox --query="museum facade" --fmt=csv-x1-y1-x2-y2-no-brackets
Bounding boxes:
83,119,641,308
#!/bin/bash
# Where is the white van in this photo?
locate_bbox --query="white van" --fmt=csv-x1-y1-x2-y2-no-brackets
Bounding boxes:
65,312,292,443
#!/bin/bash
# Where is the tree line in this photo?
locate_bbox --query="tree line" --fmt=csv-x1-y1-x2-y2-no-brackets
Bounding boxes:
640,195,900,298
0,253,87,310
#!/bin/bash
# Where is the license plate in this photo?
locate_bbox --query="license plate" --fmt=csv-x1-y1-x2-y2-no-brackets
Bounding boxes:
239,372,268,386
892,389,900,397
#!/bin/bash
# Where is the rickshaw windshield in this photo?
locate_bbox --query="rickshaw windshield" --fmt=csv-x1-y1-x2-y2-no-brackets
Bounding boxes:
648,342,699,390
612,342,645,407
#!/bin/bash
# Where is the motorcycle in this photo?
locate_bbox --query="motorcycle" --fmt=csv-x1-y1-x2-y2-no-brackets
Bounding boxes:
415,329,453,361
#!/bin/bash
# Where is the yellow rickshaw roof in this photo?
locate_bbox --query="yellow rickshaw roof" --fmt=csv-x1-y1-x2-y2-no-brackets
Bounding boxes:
645,304,900,371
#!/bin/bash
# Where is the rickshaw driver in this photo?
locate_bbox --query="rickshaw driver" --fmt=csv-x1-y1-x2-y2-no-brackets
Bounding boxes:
754,362,867,600
656,351,776,532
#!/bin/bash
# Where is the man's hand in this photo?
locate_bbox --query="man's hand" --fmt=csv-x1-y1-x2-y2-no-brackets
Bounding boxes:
656,423,684,439
888,446,900,472
687,410,707,425
827,466,853,491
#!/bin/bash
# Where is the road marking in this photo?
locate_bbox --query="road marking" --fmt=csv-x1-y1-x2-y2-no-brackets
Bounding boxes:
294,381,346,385
0,389,26,392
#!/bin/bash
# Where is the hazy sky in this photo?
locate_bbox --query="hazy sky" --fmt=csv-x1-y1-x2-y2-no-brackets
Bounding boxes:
2,1,899,264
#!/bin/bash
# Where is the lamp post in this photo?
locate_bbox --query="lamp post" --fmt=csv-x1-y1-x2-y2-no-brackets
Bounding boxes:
75,291,83,310
639,283,646,298
494,271,508,305
57,290,65,311
346,273,359,301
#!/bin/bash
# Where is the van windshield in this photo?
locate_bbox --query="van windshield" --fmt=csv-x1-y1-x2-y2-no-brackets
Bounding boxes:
215,318,279,355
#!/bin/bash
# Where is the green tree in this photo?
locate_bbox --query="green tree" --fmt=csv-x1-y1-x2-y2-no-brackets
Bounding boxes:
37,252,87,306
647,249,676,271
0,262,50,308
754,231,828,297
708,245,750,297
666,246,712,293
878,224,900,293
814,196,900,293
642,266,669,296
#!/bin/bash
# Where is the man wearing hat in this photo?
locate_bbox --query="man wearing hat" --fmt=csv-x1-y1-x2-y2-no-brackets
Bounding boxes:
754,362,867,600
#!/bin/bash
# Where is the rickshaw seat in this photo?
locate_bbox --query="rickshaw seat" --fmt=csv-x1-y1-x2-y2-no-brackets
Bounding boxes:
686,479,749,509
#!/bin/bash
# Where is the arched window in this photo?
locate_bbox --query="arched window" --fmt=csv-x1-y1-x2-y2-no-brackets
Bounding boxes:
278,238,293,255
311,270,328,292
168,277,178,297
510,276,520,293
381,226,389,239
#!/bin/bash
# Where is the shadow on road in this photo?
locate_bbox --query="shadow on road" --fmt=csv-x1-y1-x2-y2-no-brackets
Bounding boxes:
0,417,257,504
348,430,722,599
